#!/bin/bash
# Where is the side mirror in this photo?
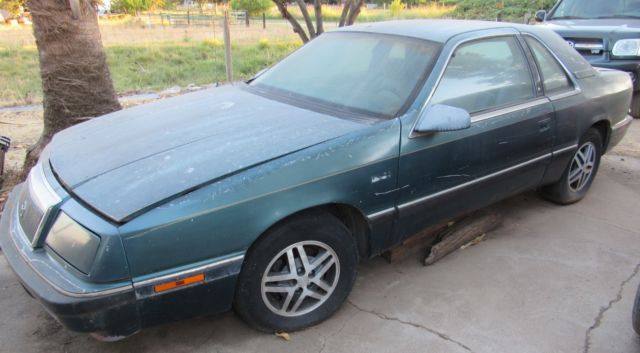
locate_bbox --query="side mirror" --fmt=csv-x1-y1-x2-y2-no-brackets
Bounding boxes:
414,104,471,134
535,10,547,22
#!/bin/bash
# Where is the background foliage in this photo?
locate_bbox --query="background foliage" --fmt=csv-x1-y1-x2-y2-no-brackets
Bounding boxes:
445,0,557,21
230,0,272,15
111,0,165,14
0,0,24,16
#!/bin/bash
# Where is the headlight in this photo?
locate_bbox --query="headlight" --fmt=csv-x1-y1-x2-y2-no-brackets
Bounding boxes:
612,39,640,56
45,212,101,274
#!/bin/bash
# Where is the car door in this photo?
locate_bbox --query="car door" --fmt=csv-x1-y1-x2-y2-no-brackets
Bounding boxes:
394,34,555,240
522,34,586,185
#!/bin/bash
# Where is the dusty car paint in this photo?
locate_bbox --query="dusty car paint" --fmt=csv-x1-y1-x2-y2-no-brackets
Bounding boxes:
0,20,634,337
48,87,367,222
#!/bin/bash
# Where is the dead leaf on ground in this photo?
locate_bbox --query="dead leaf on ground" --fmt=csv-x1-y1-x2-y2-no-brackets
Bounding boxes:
275,332,290,341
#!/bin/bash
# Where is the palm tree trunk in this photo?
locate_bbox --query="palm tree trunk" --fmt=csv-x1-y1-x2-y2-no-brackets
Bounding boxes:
23,0,121,176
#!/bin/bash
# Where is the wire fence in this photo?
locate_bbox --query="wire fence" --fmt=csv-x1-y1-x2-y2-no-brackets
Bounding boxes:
154,11,247,27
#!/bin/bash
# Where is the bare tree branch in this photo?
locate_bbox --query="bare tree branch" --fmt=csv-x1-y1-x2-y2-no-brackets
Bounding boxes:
273,0,310,43
338,0,352,27
295,0,316,39
314,0,324,35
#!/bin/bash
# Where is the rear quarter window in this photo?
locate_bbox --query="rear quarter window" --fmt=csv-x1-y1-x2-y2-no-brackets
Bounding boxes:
525,36,573,94
525,29,597,79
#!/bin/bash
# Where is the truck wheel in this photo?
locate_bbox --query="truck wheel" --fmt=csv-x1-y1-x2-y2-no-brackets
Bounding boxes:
631,93,640,119
633,283,640,335
234,212,358,332
540,128,602,205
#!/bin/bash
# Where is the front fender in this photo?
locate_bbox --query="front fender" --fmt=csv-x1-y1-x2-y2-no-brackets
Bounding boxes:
118,119,401,279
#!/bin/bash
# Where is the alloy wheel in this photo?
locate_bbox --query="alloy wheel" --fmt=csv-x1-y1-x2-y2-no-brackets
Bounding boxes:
568,141,596,192
261,240,340,317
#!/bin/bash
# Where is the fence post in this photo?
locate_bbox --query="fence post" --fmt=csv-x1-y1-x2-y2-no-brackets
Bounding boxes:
245,10,249,27
212,13,216,40
223,11,233,83
188,10,191,26
262,12,266,29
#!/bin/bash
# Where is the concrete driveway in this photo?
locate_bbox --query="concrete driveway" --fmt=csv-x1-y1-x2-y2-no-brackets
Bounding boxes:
1,122,639,353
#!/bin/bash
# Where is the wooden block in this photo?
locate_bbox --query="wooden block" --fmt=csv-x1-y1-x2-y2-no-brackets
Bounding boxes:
382,220,453,263
423,208,502,266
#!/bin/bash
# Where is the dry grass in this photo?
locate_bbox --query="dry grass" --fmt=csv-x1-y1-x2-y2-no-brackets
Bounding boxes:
0,20,303,47
0,4,455,47
0,39,299,106
264,3,455,21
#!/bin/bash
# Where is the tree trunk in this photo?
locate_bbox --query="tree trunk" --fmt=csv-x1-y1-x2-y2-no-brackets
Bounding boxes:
273,0,310,43
295,0,315,39
338,0,351,27
346,0,364,25
23,0,121,177
314,0,323,35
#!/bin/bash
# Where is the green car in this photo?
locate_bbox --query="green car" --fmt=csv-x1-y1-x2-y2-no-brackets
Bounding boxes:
0,20,633,340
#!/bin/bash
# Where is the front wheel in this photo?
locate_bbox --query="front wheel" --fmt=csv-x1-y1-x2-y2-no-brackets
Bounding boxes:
540,128,603,204
234,212,358,332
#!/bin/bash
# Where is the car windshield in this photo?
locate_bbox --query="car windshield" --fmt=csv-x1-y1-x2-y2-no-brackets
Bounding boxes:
549,0,640,19
250,32,441,118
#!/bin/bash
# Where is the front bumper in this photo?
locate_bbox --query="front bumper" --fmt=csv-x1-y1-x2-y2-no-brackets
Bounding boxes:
0,186,139,337
0,185,241,337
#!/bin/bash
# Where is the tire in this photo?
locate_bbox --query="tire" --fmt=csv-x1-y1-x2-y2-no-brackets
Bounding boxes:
633,283,640,335
631,92,640,119
540,128,603,205
234,211,358,332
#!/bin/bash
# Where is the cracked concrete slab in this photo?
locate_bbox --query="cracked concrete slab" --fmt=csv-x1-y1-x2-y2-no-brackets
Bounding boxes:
0,121,639,353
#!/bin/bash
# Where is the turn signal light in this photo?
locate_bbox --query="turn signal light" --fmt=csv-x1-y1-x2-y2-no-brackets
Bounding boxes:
153,273,205,293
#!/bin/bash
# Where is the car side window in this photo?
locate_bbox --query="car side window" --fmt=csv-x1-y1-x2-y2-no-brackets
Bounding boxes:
430,36,535,114
525,36,572,94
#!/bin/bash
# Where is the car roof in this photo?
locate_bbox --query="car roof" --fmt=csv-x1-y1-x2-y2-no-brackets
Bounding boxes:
335,19,598,78
335,19,531,43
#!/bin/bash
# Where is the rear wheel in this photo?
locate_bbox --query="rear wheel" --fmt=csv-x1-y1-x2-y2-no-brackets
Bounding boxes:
631,92,640,119
540,128,603,204
234,212,358,332
633,283,640,335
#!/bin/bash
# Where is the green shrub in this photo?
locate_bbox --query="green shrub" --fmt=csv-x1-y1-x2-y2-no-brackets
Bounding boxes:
230,0,272,16
390,0,405,17
111,0,164,14
448,0,556,21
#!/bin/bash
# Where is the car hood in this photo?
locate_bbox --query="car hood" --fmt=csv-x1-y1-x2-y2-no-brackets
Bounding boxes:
540,19,640,35
48,86,364,222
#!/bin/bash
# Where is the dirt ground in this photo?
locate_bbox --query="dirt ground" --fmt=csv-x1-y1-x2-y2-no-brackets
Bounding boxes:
0,110,41,173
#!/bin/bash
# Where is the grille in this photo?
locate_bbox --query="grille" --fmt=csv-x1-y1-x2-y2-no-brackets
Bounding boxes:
17,163,61,246
564,37,605,58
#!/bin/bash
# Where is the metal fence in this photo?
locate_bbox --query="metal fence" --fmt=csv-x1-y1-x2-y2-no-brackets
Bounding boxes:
156,11,247,27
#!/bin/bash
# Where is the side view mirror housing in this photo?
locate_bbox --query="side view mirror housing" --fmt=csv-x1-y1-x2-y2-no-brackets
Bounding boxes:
535,10,547,22
414,104,471,134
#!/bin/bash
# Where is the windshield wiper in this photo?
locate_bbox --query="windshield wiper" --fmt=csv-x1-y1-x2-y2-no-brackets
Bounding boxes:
594,15,640,19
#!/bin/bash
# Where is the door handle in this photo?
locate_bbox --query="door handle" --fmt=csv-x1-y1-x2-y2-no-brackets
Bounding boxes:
538,118,551,132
